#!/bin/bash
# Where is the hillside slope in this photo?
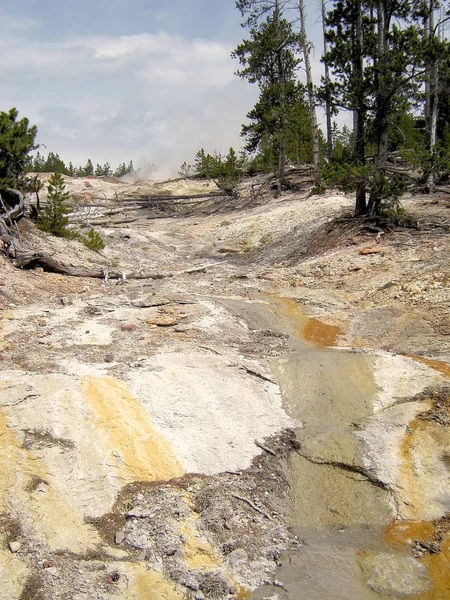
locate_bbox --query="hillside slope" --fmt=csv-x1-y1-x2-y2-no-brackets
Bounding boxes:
1,178,449,600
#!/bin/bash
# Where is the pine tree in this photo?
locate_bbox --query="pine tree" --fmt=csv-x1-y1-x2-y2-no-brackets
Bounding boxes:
95,162,113,177
37,172,72,236
0,108,38,190
323,0,438,215
324,0,373,214
192,147,244,195
114,162,126,177
194,149,214,177
82,227,105,251
77,159,94,177
233,0,301,188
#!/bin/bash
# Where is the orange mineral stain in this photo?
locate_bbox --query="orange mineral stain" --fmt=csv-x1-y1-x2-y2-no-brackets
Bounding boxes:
417,535,450,600
382,519,450,600
179,514,219,570
303,317,343,347
83,376,184,483
398,416,425,519
383,519,435,548
404,354,450,380
380,398,450,600
266,294,343,347
125,565,185,599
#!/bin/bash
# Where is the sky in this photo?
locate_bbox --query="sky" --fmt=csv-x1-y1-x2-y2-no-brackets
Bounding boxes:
0,0,326,177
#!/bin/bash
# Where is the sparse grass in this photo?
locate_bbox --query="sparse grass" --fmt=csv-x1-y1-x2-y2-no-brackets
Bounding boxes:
0,512,22,546
199,572,234,598
19,573,44,600
53,547,112,563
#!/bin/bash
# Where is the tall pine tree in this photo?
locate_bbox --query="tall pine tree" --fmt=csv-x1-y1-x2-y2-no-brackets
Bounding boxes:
233,0,302,189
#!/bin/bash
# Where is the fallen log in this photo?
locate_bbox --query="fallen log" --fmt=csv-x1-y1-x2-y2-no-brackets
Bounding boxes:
1,187,229,280
0,190,226,280
2,242,170,280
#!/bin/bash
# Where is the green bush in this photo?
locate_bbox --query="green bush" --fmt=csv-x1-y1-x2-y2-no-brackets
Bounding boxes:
82,228,105,252
194,147,244,195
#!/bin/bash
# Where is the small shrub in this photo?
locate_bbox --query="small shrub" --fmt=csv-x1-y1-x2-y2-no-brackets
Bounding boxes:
82,228,105,252
193,147,244,195
178,161,195,177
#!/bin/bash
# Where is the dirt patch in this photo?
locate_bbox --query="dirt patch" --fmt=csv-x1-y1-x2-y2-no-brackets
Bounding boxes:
89,431,298,597
417,386,450,426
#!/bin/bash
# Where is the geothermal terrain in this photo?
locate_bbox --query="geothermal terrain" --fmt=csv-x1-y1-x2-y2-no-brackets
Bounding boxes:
0,173,449,600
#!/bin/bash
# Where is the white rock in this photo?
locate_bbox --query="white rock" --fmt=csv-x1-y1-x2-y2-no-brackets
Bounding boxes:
9,541,21,553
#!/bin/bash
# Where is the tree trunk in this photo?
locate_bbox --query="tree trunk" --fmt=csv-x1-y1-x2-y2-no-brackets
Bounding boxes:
321,0,333,160
427,63,439,191
425,0,438,192
353,0,367,216
368,0,390,215
299,0,321,186
275,0,286,193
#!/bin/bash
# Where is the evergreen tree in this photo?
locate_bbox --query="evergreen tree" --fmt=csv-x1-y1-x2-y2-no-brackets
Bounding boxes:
192,147,244,195
0,108,38,189
82,227,105,251
178,161,195,177
113,160,135,177
323,0,444,214
37,172,72,236
25,150,45,173
114,162,127,177
77,159,94,177
95,162,113,177
42,152,68,174
233,0,301,188
298,0,321,185
194,149,215,177
420,0,450,189
324,0,374,214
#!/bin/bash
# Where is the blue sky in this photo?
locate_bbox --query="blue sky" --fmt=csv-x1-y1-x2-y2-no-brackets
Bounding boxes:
0,1,325,177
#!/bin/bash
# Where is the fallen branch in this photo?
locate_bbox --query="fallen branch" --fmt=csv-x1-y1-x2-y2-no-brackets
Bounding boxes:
183,261,227,275
254,439,277,456
232,494,273,520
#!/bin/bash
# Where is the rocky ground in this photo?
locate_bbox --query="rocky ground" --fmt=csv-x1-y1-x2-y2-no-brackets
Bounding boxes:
0,175,449,599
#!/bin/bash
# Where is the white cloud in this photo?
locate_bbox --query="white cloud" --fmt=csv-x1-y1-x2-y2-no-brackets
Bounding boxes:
0,25,258,174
